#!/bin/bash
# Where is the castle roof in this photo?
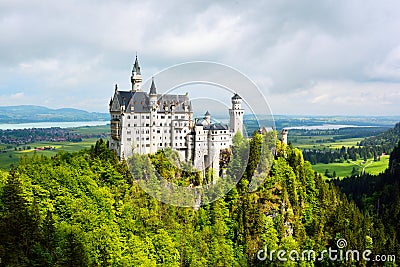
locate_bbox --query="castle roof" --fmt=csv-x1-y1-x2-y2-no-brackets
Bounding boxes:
204,123,229,130
149,77,157,95
232,93,242,100
114,90,192,113
132,55,141,75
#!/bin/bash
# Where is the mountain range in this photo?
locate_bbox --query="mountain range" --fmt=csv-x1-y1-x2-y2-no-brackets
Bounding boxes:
0,105,109,124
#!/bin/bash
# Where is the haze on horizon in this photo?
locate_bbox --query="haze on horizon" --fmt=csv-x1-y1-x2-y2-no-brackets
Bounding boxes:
1,0,400,116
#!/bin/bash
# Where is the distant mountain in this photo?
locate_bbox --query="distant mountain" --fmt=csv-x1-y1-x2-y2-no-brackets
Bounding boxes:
0,105,109,123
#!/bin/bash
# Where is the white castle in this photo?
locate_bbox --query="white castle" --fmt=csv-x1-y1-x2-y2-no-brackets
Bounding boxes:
109,56,244,175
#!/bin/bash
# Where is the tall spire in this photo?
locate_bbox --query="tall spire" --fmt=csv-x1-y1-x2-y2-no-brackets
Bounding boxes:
132,53,141,75
131,53,142,91
149,77,157,95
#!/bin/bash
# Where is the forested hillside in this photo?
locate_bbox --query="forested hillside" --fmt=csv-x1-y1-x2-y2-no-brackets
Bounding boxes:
0,134,396,266
0,105,108,123
334,140,400,260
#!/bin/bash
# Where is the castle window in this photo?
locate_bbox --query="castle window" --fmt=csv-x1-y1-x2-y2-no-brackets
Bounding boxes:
146,124,149,127
134,115,137,119
168,115,171,119
146,144,150,147
181,115,184,119
161,115,165,119
142,115,144,119
128,124,130,127
127,138,131,141
134,123,137,127
160,143,162,146
127,115,131,119
127,131,131,134
146,116,149,119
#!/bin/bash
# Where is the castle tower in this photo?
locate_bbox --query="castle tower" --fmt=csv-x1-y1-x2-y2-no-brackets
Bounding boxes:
149,77,158,153
281,129,288,145
229,93,244,134
204,111,211,124
131,54,142,91
149,77,157,107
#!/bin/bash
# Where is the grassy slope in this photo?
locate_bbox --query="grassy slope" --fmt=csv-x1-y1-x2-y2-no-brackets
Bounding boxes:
0,138,99,169
292,131,391,178
312,155,390,179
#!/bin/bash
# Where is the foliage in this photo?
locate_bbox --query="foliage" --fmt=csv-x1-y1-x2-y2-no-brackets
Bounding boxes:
0,137,397,266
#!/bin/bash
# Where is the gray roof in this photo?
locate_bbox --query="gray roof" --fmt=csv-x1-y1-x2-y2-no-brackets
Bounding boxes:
115,90,192,113
195,118,208,126
232,93,242,100
203,123,229,130
132,55,141,74
149,78,157,95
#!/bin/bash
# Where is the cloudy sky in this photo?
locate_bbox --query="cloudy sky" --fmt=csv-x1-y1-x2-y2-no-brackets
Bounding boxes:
1,0,400,116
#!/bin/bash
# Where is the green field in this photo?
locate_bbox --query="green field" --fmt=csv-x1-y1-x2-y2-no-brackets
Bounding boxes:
312,155,390,179
0,138,99,170
293,136,364,150
69,124,109,135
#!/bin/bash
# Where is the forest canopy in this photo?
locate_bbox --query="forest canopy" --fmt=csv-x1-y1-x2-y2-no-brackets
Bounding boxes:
0,134,398,266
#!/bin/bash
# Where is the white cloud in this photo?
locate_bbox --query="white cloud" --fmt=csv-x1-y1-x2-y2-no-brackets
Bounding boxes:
269,80,400,115
367,46,400,81
0,0,400,115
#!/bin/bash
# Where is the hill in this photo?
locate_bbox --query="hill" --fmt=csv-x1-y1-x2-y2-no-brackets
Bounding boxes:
0,105,108,123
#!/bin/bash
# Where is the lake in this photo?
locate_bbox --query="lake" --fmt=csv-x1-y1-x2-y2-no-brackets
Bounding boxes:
0,121,109,130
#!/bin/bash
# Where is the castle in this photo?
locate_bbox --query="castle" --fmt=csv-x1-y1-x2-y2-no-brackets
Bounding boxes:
109,56,244,175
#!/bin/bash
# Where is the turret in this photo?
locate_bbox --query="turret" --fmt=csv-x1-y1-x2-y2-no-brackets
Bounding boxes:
204,111,211,124
281,129,288,145
131,54,142,91
229,93,244,134
149,77,157,108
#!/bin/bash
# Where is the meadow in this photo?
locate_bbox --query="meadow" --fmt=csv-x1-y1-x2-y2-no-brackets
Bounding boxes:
289,127,393,178
0,138,100,169
312,155,390,179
